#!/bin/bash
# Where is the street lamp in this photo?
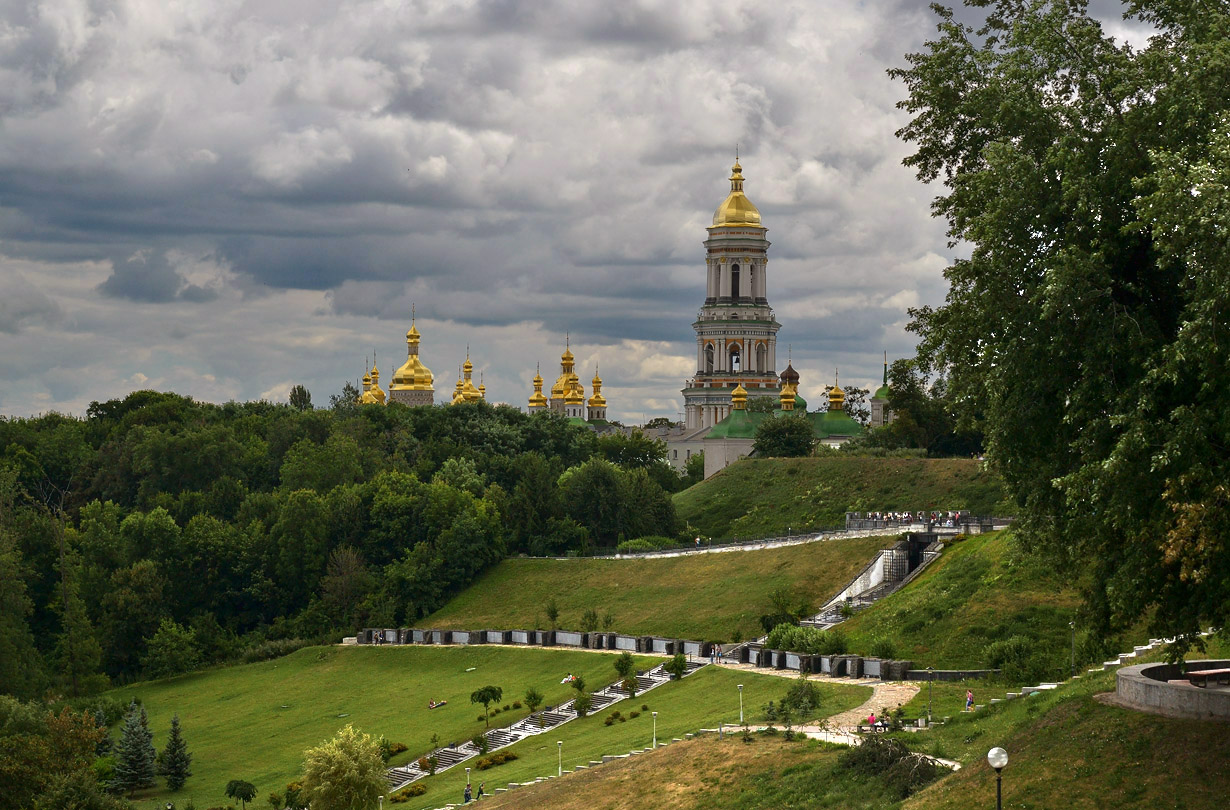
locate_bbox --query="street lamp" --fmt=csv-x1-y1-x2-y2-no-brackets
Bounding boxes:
465,766,470,795
557,740,563,777
378,796,383,810
1069,620,1076,678
652,711,658,748
737,684,744,724
927,666,934,724
987,747,1008,810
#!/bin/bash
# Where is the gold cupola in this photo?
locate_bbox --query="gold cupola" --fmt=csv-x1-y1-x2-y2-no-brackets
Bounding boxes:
828,371,846,412
731,383,749,410
461,352,482,402
528,364,549,410
478,372,486,401
366,365,387,406
712,159,763,228
357,368,373,404
391,311,435,394
451,367,465,405
588,370,606,409
779,379,797,411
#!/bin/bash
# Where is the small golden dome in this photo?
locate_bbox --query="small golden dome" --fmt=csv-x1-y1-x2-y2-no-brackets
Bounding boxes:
392,321,434,392
588,370,606,408
712,160,763,228
731,384,748,410
828,380,846,411
529,367,549,409
780,380,797,411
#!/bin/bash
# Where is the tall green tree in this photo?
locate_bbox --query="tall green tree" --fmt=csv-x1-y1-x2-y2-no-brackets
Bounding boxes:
158,714,192,790
752,415,815,458
299,725,384,810
894,0,1230,649
110,702,156,797
226,779,258,809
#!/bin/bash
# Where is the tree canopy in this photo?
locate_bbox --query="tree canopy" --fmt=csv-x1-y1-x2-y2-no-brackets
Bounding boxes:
752,416,816,458
299,725,384,810
894,0,1230,650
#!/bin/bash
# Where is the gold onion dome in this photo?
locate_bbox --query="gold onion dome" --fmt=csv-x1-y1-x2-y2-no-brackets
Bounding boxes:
731,383,748,410
529,366,548,408
588,370,606,408
564,382,585,406
828,380,846,411
366,366,386,405
391,324,434,392
712,160,763,228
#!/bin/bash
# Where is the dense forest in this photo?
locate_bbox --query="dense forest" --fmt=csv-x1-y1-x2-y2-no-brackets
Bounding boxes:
0,390,692,699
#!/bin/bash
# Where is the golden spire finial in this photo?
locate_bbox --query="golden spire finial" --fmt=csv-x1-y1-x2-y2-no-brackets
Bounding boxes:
411,302,415,325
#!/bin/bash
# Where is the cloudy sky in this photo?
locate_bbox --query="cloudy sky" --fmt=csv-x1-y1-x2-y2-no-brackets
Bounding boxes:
0,0,1147,421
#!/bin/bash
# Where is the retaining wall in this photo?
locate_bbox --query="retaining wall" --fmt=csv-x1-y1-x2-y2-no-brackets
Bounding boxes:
1116,660,1230,721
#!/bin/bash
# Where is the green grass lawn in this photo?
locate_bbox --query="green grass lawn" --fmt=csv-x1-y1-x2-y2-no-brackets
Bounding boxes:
403,666,872,810
107,645,658,809
836,530,1150,673
417,537,887,641
106,646,871,810
896,640,1230,809
674,457,1007,539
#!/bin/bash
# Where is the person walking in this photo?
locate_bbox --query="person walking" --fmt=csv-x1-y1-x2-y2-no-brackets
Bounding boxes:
965,689,974,712
477,782,485,799
464,783,472,803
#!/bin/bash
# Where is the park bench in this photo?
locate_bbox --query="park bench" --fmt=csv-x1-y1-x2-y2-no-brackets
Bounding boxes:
1186,668,1230,688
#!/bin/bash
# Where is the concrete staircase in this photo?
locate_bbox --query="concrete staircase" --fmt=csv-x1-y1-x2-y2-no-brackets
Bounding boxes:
385,660,703,792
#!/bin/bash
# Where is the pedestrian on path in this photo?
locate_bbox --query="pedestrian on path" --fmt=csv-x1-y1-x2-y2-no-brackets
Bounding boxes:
464,783,472,803
478,782,485,799
965,689,974,711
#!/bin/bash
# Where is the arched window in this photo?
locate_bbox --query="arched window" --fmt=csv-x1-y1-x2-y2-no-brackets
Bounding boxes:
730,345,741,372
748,265,756,298
704,344,714,374
756,343,768,373
731,264,740,298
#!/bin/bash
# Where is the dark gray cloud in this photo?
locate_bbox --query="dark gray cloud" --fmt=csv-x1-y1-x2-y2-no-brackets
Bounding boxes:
0,0,1149,418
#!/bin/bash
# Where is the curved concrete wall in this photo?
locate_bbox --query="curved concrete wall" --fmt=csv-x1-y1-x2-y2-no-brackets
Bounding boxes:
1116,660,1230,721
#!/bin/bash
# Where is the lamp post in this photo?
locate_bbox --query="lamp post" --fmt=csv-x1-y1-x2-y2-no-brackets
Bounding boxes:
652,711,658,748
987,747,1008,810
1069,620,1076,678
557,740,563,777
465,766,470,791
378,797,384,810
737,684,744,724
927,666,934,724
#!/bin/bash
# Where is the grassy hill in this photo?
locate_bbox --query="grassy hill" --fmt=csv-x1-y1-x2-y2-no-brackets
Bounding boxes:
675,457,1007,539
417,537,887,642
105,645,871,810
836,530,1149,675
476,656,1230,810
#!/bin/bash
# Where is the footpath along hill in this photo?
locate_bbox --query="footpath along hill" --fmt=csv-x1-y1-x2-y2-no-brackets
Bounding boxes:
674,457,1007,540
416,537,886,642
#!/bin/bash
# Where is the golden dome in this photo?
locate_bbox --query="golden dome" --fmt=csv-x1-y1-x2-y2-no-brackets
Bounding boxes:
365,366,387,405
588,370,606,408
780,380,797,411
529,366,549,409
828,374,846,411
391,321,434,392
712,160,763,228
731,384,748,410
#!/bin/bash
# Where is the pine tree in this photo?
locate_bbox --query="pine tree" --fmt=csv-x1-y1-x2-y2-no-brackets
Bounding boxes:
158,714,192,790
94,708,113,757
111,701,156,796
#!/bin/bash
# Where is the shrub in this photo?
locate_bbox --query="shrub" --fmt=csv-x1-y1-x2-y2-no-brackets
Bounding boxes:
869,638,898,660
241,638,313,664
502,704,510,711
604,717,615,726
641,704,649,711
628,711,640,719
476,751,518,770
512,701,522,709
983,636,1049,683
764,624,847,656
391,783,428,802
839,736,943,797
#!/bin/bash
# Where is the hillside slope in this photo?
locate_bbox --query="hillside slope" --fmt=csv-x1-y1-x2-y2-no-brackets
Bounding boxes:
674,457,1007,539
418,537,886,641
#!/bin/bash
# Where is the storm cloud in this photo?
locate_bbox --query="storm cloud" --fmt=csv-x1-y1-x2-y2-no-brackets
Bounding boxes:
0,0,1150,418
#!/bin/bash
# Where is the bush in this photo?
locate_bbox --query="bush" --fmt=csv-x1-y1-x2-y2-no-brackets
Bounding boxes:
628,711,640,719
869,638,898,660
641,704,649,711
604,717,615,726
615,539,658,553
240,638,314,664
764,624,847,656
391,783,428,802
476,751,518,770
983,635,1051,683
512,701,522,709
782,678,822,716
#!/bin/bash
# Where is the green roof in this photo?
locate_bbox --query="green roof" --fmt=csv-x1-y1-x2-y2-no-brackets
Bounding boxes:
811,409,864,438
703,409,767,439
873,385,890,400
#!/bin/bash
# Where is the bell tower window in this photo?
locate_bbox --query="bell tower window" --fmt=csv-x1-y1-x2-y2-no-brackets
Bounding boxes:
731,264,740,298
704,344,714,374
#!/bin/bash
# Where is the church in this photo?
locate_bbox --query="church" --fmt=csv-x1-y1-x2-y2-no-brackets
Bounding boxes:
662,159,894,476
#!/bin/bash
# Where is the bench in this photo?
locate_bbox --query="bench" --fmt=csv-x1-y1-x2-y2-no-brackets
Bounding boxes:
857,722,889,734
1186,668,1230,688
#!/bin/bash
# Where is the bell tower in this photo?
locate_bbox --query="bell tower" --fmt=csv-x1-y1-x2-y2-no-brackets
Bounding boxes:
682,160,781,430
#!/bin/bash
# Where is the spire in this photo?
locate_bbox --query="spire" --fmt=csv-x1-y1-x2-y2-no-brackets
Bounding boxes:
712,157,762,227
883,350,889,385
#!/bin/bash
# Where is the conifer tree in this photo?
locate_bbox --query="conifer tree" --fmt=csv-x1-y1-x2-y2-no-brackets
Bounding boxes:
158,714,192,790
94,708,113,757
111,701,156,796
